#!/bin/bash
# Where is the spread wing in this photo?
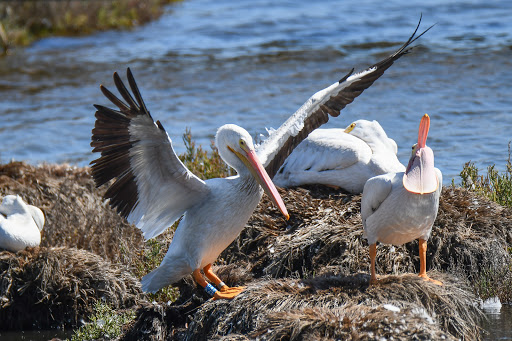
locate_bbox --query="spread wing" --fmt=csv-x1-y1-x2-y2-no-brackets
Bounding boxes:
258,16,433,179
278,129,369,174
90,68,210,240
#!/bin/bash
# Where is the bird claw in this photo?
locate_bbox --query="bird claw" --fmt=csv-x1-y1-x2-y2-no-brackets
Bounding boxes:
419,274,443,286
212,287,245,300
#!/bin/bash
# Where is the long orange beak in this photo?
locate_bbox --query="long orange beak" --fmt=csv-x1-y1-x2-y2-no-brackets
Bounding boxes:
417,114,430,148
244,149,290,220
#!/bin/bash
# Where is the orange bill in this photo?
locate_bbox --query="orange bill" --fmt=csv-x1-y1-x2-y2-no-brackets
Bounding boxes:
244,149,290,220
417,113,430,148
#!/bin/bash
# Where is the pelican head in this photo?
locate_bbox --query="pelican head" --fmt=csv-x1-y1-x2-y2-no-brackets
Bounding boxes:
216,124,289,220
344,120,398,154
403,114,438,194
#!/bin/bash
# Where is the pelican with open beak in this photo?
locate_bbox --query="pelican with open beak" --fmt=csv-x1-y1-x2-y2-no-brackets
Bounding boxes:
361,114,442,285
90,19,431,299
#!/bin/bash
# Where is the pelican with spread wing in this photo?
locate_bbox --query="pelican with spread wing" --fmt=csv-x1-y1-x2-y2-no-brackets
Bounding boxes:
273,119,405,193
90,20,431,299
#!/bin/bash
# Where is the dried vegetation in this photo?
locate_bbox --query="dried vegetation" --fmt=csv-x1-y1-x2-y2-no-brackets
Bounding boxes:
0,161,510,340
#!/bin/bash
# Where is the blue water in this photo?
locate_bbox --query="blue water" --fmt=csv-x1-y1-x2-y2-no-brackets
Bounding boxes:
1,0,511,184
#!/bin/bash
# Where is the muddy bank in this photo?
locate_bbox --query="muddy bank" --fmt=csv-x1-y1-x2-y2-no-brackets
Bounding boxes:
1,162,511,339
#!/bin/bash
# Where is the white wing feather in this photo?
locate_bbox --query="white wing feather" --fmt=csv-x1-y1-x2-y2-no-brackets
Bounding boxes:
91,70,210,240
126,116,210,239
361,173,394,228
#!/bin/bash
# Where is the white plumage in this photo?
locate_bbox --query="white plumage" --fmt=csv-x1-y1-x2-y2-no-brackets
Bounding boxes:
362,169,442,245
361,114,442,285
90,20,431,298
0,195,45,252
273,120,405,193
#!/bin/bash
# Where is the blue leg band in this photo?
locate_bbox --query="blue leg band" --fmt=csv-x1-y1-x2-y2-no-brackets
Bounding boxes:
205,283,218,296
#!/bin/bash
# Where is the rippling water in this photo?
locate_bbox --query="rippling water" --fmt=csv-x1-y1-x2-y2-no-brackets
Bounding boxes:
1,1,512,338
1,0,512,183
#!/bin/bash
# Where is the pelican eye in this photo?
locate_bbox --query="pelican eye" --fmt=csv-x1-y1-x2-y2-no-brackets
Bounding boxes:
411,143,418,155
239,139,247,149
344,123,356,133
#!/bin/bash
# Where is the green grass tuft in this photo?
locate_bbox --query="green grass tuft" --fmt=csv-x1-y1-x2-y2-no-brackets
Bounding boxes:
459,142,512,207
179,127,234,180
70,302,135,341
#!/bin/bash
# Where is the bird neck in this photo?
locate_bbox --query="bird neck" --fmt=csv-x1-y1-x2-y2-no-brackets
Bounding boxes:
365,134,395,154
236,170,263,196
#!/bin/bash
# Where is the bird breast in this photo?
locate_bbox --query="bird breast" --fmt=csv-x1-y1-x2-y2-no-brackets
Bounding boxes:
364,173,440,246
166,175,263,270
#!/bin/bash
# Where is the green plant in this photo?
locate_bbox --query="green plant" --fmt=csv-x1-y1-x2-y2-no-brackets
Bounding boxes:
133,237,180,303
0,0,180,49
70,302,135,341
460,142,512,207
179,128,234,180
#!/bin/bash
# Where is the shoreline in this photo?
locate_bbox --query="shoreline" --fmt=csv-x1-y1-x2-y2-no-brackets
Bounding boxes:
0,0,180,54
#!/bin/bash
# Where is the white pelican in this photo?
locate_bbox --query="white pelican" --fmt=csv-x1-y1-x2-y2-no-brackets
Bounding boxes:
0,195,45,252
273,120,405,193
91,20,431,299
361,114,442,285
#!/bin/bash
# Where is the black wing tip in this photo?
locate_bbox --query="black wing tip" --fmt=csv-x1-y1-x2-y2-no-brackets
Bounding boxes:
156,120,166,131
392,14,435,58
339,68,355,84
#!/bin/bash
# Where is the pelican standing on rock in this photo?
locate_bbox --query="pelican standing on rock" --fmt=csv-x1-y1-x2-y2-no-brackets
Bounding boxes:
91,20,431,299
0,195,45,252
274,120,405,193
361,114,442,285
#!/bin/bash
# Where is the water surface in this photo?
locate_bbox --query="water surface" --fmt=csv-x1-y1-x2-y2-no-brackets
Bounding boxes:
0,0,511,183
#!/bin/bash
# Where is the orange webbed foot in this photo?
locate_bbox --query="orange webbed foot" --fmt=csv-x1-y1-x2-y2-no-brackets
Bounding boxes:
220,285,246,293
419,273,443,286
212,287,245,300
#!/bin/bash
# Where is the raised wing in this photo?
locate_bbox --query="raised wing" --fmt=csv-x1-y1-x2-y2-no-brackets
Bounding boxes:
259,16,433,179
90,68,210,240
278,129,368,174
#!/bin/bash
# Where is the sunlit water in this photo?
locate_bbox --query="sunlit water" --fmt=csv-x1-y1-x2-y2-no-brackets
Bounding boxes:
0,0,512,339
1,0,511,183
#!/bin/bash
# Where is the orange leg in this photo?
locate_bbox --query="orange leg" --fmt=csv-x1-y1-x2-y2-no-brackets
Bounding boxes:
369,243,379,285
192,268,208,287
192,264,243,300
203,264,245,295
418,239,443,286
